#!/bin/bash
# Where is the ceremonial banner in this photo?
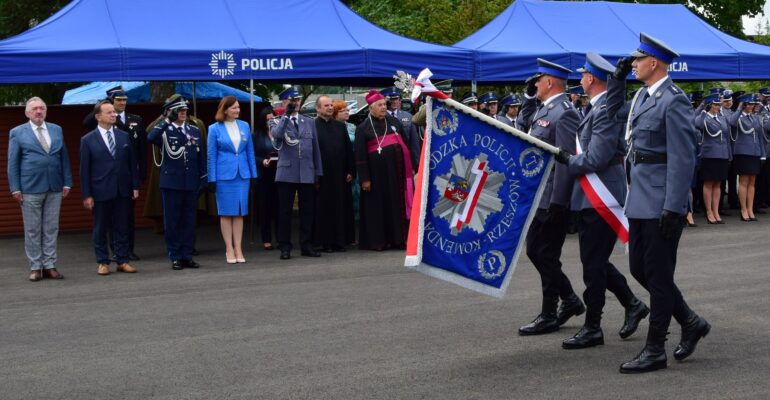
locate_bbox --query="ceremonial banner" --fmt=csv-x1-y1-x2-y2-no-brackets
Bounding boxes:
405,96,555,298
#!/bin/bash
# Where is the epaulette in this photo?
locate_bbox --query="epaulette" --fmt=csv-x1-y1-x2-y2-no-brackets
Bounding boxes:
668,85,680,94
599,104,607,109
562,101,571,110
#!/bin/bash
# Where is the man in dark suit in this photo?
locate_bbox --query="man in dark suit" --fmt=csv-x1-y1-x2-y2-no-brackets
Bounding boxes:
108,86,146,260
7,97,72,281
80,101,140,276
607,32,710,373
272,93,323,260
558,52,649,350
515,59,584,336
146,96,206,270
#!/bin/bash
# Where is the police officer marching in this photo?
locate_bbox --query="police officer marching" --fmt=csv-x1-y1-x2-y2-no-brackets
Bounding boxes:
516,59,585,336
606,32,711,373
557,52,649,350
147,96,207,270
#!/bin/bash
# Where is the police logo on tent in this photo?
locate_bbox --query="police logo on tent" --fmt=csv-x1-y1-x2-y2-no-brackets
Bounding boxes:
210,51,237,79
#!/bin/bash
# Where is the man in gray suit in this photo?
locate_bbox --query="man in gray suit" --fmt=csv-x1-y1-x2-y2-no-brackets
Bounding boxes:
558,53,649,350
272,97,323,260
607,32,710,373
7,97,72,281
515,59,585,336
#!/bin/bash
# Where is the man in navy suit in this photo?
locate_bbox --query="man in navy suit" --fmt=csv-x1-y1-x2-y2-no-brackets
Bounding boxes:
607,32,710,373
559,52,649,350
80,101,140,276
7,97,72,281
272,93,323,260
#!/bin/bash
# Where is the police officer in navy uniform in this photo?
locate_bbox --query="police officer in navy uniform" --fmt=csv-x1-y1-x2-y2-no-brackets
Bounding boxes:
381,87,419,168
460,91,479,111
557,52,649,349
607,32,711,373
147,96,206,270
107,86,146,260
495,93,522,129
567,85,588,119
516,59,585,336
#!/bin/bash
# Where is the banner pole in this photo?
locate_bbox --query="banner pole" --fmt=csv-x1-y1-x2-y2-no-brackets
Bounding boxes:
435,97,561,155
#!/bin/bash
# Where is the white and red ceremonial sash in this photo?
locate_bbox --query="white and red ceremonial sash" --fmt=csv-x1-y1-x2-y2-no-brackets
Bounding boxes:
575,138,629,243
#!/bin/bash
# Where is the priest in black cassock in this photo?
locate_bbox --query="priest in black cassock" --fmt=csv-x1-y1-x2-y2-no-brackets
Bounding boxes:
313,96,355,252
355,90,415,251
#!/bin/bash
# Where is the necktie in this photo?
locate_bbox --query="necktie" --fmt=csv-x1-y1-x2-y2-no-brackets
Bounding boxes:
291,116,299,131
640,91,650,106
36,126,49,153
583,103,592,116
107,130,115,156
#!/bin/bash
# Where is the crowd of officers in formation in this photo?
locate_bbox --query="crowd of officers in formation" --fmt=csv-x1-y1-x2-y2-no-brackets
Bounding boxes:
13,31,755,375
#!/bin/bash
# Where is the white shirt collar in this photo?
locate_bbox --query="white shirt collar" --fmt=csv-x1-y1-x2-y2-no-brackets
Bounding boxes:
172,121,185,129
29,121,47,131
646,76,668,97
542,93,563,107
589,91,607,107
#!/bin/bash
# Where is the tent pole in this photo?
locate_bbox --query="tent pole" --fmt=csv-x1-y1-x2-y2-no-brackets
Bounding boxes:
249,78,255,244
192,82,197,116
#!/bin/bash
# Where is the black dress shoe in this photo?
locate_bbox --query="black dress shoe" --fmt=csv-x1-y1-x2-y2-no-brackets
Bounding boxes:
619,344,667,373
128,252,140,261
556,295,586,326
301,249,321,257
518,313,559,336
185,259,200,269
619,299,650,339
280,251,291,260
562,325,604,349
673,316,710,361
171,260,184,270
749,217,758,221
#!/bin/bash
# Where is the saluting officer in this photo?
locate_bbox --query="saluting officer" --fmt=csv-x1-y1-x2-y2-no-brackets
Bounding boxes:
460,91,479,111
727,94,766,221
607,32,710,373
147,96,207,270
495,93,522,129
516,59,584,336
107,86,146,260
381,87,419,168
694,93,732,224
557,52,649,349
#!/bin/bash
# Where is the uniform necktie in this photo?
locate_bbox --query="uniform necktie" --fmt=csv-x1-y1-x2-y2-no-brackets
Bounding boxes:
107,130,115,156
291,116,299,131
583,103,592,116
36,126,49,153
640,91,650,106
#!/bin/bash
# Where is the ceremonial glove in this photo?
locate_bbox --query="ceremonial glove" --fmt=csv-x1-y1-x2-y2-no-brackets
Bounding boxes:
525,75,538,97
285,102,297,116
208,182,216,193
166,108,179,123
554,149,571,164
612,57,634,80
659,210,685,239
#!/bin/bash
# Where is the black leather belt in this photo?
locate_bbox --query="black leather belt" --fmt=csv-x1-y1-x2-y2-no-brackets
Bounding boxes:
631,150,667,164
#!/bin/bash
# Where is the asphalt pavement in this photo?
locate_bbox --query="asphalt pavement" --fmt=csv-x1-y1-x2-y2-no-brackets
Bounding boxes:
0,215,768,399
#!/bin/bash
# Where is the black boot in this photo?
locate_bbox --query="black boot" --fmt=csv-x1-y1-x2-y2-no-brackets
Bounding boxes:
556,293,585,326
619,327,668,374
673,313,711,361
519,297,559,336
562,323,604,349
619,298,650,339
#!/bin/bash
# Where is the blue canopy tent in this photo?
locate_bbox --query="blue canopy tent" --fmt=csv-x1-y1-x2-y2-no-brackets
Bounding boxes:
0,0,474,84
455,0,770,82
62,81,262,104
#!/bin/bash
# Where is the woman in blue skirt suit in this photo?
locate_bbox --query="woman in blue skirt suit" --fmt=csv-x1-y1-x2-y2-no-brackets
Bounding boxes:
208,96,258,263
